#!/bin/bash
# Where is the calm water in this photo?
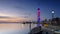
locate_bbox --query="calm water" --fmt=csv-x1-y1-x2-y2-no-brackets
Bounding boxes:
0,23,37,34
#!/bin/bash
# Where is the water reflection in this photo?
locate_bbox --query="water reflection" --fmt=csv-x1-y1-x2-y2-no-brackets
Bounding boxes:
0,23,37,34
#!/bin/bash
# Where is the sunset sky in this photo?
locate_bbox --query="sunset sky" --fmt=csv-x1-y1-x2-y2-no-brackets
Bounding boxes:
0,0,60,22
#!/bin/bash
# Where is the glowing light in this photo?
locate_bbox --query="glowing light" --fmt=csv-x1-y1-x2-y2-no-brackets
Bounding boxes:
52,10,54,13
37,8,40,27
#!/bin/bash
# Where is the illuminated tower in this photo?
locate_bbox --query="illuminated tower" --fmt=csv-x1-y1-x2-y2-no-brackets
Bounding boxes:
37,8,40,27
52,10,54,18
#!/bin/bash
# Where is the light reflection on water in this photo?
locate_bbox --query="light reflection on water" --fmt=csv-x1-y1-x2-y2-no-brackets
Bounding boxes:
0,23,37,34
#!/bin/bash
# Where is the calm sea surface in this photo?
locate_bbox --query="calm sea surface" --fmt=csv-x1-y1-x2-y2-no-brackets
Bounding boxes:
0,23,37,34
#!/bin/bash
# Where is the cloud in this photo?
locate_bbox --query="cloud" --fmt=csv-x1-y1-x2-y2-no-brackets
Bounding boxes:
0,16,11,18
0,16,27,22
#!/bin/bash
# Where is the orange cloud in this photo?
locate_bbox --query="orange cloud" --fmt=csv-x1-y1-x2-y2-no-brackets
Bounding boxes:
0,17,26,22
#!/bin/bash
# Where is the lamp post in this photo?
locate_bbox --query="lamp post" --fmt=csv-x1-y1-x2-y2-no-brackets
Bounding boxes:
29,20,31,32
28,14,31,32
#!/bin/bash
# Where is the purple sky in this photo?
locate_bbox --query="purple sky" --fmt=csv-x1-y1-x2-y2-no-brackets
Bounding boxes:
0,0,60,22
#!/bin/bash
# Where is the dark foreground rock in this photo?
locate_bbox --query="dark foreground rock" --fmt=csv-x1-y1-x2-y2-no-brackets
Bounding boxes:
28,26,48,34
